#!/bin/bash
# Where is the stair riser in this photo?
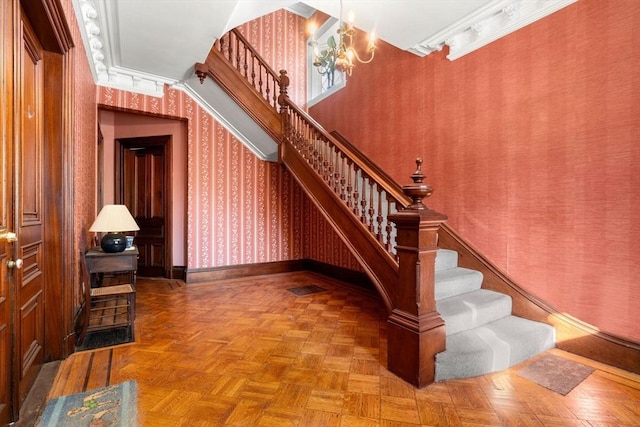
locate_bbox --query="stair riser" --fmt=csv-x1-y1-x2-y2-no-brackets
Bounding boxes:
435,268,484,300
435,249,458,271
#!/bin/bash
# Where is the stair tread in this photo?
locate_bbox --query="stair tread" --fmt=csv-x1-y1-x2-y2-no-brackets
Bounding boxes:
435,315,555,381
435,267,483,300
437,289,512,335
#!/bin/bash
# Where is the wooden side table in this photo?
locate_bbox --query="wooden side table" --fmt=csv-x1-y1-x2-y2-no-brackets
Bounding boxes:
85,246,139,288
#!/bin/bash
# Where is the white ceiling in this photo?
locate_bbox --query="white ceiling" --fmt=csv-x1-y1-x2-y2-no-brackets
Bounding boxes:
73,0,577,97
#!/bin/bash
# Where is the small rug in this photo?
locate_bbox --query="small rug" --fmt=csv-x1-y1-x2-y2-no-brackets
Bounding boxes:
516,353,594,395
288,284,326,296
76,327,133,351
37,381,137,426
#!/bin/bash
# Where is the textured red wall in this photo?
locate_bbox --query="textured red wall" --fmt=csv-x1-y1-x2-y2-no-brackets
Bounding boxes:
61,0,98,307
310,0,640,341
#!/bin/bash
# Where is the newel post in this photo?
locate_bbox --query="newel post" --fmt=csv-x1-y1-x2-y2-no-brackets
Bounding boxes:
277,70,290,158
387,159,448,387
277,70,290,163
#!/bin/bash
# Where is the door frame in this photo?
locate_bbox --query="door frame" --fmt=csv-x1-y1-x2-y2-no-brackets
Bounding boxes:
115,136,172,278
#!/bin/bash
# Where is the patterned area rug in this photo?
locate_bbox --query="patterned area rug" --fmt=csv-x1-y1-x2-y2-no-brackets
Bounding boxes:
37,381,137,426
517,353,594,395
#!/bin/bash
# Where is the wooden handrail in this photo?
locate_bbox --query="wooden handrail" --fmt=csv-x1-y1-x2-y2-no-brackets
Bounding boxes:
213,28,282,110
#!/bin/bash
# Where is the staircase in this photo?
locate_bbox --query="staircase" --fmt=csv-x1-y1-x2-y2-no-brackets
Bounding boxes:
434,249,554,381
192,28,556,386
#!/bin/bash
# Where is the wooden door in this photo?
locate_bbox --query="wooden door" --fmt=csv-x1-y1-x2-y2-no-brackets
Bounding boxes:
0,1,72,423
120,137,169,277
0,0,12,421
15,14,46,407
0,3,14,421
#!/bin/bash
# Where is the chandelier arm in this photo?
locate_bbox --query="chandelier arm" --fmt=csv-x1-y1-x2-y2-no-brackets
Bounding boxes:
349,47,375,65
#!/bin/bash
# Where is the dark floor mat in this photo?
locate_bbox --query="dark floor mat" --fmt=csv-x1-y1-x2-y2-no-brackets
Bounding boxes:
287,284,326,296
76,327,133,351
516,353,594,395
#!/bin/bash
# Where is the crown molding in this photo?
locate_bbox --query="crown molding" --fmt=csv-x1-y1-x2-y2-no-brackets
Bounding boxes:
408,0,578,60
72,0,177,97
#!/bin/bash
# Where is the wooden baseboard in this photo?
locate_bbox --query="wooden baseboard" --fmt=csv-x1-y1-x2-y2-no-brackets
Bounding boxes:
184,259,375,292
168,267,185,280
438,223,640,375
185,260,306,283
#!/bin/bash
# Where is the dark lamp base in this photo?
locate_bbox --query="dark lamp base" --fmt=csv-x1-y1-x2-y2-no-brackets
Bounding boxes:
101,233,127,253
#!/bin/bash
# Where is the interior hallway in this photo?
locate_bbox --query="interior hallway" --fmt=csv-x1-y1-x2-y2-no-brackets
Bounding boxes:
37,273,640,425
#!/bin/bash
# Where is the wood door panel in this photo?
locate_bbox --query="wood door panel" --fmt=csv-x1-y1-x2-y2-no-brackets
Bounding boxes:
15,13,45,408
120,138,168,277
19,291,43,374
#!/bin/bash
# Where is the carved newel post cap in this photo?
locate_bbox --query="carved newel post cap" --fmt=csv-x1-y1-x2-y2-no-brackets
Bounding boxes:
278,70,290,108
403,158,433,210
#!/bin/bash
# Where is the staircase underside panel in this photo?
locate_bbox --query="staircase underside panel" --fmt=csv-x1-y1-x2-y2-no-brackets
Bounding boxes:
182,74,279,161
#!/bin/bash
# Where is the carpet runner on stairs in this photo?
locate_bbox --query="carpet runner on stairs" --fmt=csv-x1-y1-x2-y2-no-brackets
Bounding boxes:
434,249,555,381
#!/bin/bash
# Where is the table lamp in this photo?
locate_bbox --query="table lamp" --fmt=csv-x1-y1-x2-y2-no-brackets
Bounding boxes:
89,204,140,253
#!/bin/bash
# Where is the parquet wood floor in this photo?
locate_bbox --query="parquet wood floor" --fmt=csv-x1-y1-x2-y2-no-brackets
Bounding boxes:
48,272,640,426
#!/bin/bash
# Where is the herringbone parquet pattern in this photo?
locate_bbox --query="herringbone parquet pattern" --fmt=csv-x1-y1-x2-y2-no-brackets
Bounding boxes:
49,272,640,426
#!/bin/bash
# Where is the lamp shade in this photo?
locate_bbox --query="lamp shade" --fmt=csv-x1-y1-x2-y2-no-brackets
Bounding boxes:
89,205,139,253
89,205,140,232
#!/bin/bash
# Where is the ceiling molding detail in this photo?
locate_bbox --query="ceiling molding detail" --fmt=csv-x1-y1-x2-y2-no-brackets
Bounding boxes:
408,0,578,60
72,0,177,97
285,2,316,19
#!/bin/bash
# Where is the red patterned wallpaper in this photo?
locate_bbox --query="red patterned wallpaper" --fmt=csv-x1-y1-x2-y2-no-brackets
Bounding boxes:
98,86,304,268
98,9,362,273
309,0,640,341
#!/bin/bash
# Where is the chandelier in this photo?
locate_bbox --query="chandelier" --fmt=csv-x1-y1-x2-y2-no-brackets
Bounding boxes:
309,0,376,77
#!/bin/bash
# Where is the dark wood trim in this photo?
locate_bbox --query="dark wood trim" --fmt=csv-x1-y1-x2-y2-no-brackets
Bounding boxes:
20,0,73,53
169,266,185,281
185,260,306,283
42,49,65,362
438,223,640,374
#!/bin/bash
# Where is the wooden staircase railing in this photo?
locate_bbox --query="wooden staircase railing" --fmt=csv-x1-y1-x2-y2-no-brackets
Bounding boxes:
195,29,449,387
195,28,282,142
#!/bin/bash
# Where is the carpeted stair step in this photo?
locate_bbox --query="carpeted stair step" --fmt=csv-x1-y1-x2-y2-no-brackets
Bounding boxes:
437,289,512,335
435,267,483,300
435,249,459,271
435,315,556,381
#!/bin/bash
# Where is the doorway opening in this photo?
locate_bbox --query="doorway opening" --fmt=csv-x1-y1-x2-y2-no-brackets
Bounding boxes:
116,136,172,277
